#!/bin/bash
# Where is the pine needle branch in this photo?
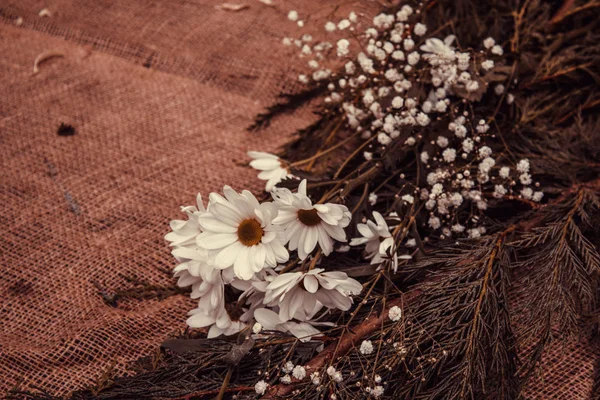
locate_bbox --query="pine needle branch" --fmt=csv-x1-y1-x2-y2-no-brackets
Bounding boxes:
512,188,600,383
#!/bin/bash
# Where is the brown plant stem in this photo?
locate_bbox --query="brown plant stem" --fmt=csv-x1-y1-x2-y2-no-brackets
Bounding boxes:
216,367,233,400
173,384,255,399
290,129,360,168
305,118,344,172
549,0,600,25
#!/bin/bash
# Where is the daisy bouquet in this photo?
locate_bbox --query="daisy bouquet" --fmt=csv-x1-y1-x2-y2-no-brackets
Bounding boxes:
159,1,600,399
166,1,542,345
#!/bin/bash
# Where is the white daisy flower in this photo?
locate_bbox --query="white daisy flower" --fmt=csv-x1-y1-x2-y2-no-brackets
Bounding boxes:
165,193,206,248
350,212,410,272
197,186,289,280
166,194,215,296
248,151,294,192
264,268,362,322
272,180,352,259
184,266,251,338
253,308,321,342
187,300,246,338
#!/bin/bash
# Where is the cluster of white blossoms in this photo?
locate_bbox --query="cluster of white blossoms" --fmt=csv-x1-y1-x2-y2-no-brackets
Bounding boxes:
285,5,510,139
166,179,363,339
421,136,543,238
279,4,542,238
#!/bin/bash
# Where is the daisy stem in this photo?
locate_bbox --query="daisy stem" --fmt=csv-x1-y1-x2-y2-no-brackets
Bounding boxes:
305,117,345,172
308,248,322,270
216,366,233,400
351,183,370,214
306,180,343,190
333,135,377,179
318,163,380,204
289,129,361,168
279,258,301,274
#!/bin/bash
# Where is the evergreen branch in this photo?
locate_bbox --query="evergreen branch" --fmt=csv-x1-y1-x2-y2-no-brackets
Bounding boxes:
391,228,519,399
512,188,600,383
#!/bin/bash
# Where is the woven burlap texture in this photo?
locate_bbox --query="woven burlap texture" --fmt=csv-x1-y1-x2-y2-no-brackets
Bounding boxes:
0,1,597,398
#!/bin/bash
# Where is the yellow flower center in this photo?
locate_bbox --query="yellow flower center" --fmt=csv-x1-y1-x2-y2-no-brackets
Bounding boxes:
297,208,322,226
237,218,264,246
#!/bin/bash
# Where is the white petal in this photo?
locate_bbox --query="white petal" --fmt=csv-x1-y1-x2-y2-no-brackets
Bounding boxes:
304,275,319,293
372,211,386,228
233,247,254,280
199,216,237,233
317,225,334,256
284,322,320,342
248,151,278,160
254,308,281,330
207,325,224,338
349,237,369,246
287,223,303,251
253,245,267,272
172,247,205,261
196,193,206,212
268,272,302,290
304,227,319,256
356,223,374,238
262,230,276,244
270,241,290,263
187,312,215,328
321,222,347,242
209,203,243,226
287,289,303,320
298,179,308,196
214,241,243,268
223,186,240,203
297,226,309,260
197,232,238,250
251,158,281,170
317,210,339,226
273,210,297,225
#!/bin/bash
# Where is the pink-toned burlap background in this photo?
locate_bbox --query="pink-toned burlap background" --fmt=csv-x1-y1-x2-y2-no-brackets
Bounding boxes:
0,0,377,395
0,1,597,398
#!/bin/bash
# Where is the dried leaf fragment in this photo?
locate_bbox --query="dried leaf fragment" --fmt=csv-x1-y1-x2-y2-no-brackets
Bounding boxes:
33,51,65,74
39,8,52,17
215,3,249,11
222,335,255,365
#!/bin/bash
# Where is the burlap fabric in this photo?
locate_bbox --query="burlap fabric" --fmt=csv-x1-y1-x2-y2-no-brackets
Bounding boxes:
0,1,597,398
0,0,374,396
